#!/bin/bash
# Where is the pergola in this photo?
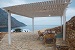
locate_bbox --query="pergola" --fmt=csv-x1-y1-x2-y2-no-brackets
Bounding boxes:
3,0,70,45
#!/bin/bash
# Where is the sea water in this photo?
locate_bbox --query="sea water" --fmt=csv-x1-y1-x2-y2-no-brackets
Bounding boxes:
11,25,59,32
0,25,59,32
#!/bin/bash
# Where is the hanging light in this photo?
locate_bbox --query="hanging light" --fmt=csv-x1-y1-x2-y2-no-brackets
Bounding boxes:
49,15,51,16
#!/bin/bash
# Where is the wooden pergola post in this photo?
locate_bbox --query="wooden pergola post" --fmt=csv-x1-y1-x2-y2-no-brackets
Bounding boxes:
63,9,66,41
61,16,62,33
7,10,11,45
32,17,34,33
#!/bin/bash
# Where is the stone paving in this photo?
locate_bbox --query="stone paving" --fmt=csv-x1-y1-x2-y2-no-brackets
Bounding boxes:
0,32,62,50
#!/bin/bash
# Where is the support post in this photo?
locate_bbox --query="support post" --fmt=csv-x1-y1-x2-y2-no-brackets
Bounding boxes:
63,10,66,41
32,17,34,33
61,16,62,33
7,11,11,45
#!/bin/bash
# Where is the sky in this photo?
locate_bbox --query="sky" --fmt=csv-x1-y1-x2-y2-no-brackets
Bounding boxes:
0,0,75,25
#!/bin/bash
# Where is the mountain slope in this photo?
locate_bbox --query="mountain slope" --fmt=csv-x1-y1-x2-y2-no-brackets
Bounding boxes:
0,8,26,28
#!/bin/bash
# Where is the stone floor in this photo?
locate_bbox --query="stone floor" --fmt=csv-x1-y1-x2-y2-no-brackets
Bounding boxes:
0,32,63,50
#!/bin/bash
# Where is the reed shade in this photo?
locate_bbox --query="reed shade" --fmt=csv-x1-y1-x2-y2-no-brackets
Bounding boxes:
3,0,70,18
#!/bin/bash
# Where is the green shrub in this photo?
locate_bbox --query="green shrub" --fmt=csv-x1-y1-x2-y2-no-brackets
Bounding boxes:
14,28,22,32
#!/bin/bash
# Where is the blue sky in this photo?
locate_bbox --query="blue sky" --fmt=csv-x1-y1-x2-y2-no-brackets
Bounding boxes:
0,0,75,25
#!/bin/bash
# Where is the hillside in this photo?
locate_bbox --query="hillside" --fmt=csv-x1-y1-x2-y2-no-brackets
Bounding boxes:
0,8,26,28
45,16,75,33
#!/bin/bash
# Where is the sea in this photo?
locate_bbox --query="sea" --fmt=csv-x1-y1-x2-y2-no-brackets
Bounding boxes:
0,25,59,32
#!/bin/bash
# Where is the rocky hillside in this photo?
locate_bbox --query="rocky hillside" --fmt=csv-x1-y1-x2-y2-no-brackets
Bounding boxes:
66,16,75,30
0,8,26,28
46,16,75,33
